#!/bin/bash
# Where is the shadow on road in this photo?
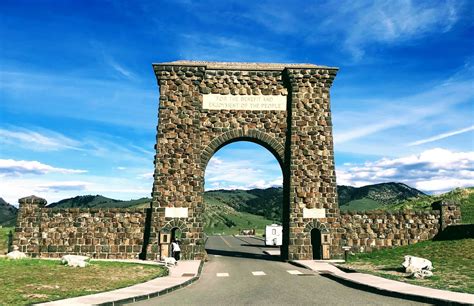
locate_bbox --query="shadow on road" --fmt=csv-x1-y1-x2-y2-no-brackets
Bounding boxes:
206,248,282,262
239,243,279,248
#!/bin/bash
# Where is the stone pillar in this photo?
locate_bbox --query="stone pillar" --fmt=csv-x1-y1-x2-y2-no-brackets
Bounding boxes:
14,195,46,257
431,200,461,230
284,67,339,260
152,64,206,260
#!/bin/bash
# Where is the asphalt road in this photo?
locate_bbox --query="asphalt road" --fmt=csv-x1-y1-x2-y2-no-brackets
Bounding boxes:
132,235,427,306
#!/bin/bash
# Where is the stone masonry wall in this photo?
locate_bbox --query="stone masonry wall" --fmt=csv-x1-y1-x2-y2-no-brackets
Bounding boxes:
340,201,462,253
14,196,158,259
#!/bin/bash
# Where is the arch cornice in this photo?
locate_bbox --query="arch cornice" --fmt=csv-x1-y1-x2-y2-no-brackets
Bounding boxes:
200,129,285,170
161,219,188,233
304,219,329,233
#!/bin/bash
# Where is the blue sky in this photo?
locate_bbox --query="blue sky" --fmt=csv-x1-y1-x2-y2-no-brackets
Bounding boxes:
1,0,473,204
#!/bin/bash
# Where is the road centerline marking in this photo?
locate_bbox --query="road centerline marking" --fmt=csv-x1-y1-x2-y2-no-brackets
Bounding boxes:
287,270,303,275
220,236,233,248
252,271,266,276
216,273,229,277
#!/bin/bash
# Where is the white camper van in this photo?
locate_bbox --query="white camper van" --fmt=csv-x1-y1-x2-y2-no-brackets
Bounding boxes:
265,224,283,246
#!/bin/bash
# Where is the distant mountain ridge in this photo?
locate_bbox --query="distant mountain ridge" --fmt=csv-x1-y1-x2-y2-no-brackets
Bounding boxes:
2,183,472,231
338,182,426,211
47,195,151,209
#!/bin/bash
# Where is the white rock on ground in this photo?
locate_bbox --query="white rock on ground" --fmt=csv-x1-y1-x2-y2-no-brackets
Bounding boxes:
61,255,90,268
402,255,433,278
412,270,434,279
7,246,27,260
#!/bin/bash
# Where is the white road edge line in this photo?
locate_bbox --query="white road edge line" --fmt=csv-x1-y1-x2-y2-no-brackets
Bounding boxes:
216,273,229,277
287,270,303,275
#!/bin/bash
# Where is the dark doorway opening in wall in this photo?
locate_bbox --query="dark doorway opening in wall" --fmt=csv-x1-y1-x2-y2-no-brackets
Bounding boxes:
171,227,182,242
311,228,322,260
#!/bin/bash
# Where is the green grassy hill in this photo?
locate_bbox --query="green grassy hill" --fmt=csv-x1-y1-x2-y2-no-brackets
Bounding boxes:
338,182,426,211
204,187,282,222
0,198,18,226
203,197,274,235
48,195,150,209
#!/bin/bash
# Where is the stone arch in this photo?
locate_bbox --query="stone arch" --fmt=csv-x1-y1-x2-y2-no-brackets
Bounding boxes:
153,61,340,260
161,219,188,233
304,219,330,234
200,128,285,170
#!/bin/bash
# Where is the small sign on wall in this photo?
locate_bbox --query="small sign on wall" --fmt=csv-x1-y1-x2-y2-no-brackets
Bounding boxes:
165,207,188,218
303,208,326,219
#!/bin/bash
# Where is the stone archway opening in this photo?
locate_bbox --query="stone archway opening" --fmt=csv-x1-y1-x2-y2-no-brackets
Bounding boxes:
203,140,286,260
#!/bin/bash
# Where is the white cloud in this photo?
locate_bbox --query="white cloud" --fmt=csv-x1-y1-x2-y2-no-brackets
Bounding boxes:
207,177,282,191
408,125,474,146
205,155,282,190
337,148,474,193
0,127,81,151
137,172,154,179
1,174,151,206
0,159,87,176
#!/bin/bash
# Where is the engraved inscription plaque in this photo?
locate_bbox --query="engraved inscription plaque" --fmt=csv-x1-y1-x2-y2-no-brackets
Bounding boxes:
202,94,286,111
303,208,326,219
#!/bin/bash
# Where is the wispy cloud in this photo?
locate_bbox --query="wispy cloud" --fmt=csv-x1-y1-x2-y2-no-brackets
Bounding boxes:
0,126,153,164
323,0,461,59
239,0,462,60
337,148,474,193
0,127,81,151
178,33,289,63
103,54,136,80
334,70,473,145
1,68,155,128
37,181,89,193
0,159,87,176
408,125,474,146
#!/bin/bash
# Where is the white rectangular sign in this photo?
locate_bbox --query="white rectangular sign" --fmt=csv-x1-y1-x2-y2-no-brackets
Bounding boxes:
165,207,188,218
303,208,326,219
202,94,286,111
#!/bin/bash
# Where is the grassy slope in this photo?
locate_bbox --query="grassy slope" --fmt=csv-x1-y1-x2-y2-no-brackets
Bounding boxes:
203,197,273,235
392,187,474,224
342,239,474,294
205,188,282,221
0,259,168,305
339,198,380,212
48,195,150,209
0,198,18,226
0,226,13,254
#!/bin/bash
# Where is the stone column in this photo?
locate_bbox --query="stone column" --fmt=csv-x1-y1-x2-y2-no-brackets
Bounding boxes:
284,67,339,260
431,200,461,231
14,195,46,257
152,64,206,259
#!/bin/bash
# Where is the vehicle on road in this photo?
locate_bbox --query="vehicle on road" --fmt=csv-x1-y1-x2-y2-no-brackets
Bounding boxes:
265,224,282,246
